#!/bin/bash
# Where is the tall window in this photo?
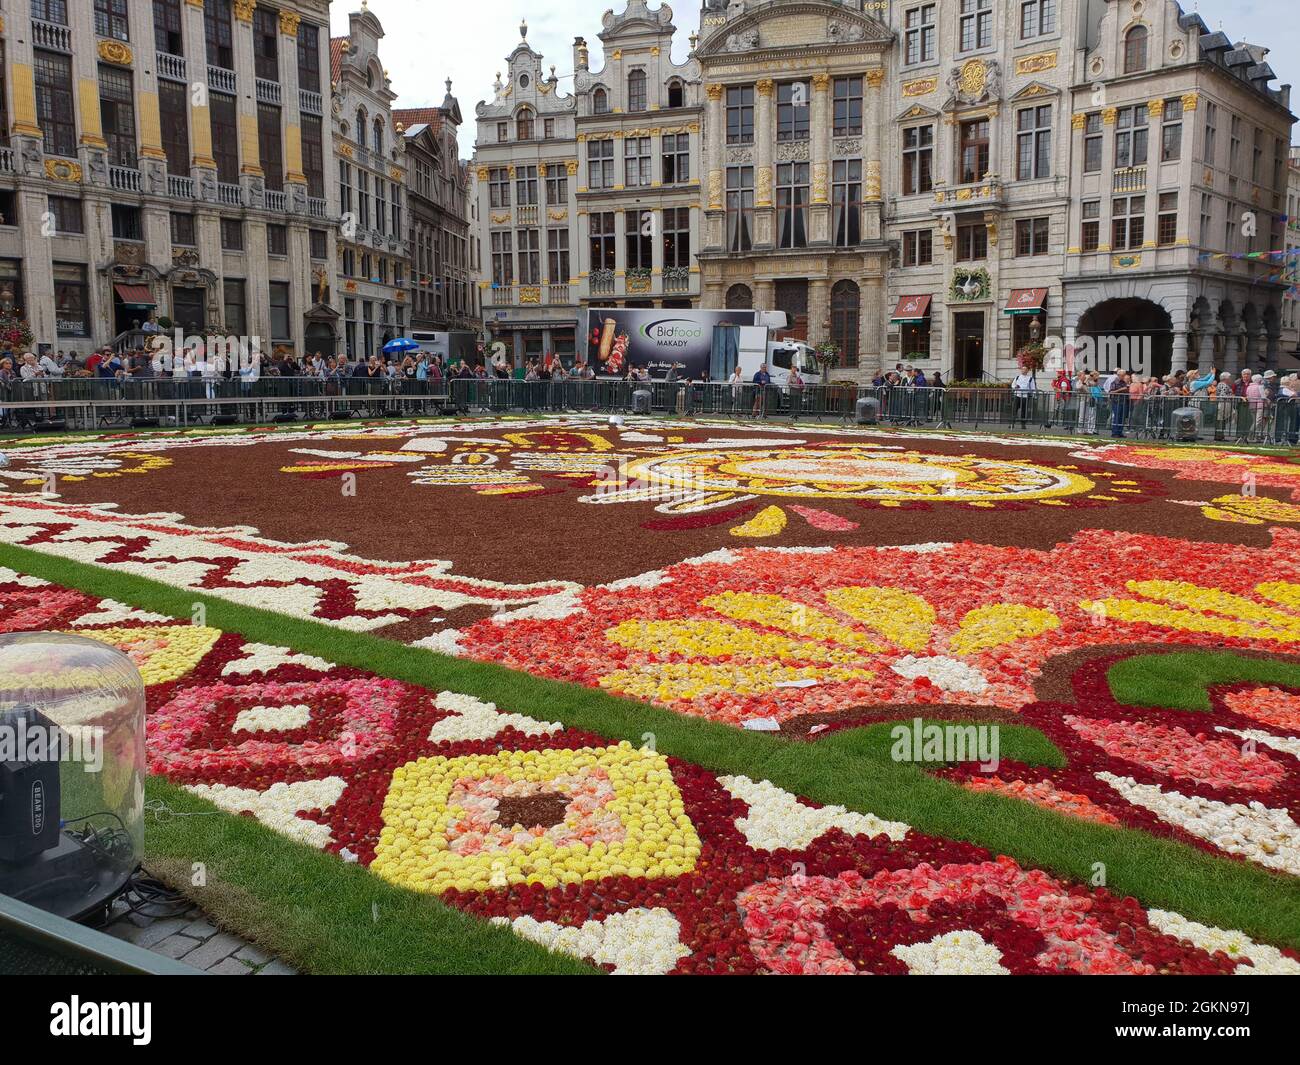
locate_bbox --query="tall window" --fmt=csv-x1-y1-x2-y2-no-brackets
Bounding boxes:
1015,216,1050,255
1123,26,1149,74
211,93,238,183
374,179,386,236
47,196,83,234
489,167,511,209
154,0,184,55
490,231,513,286
269,282,291,342
53,264,89,337
589,212,616,271
956,221,988,260
830,281,860,369
158,79,190,177
959,118,989,184
545,169,568,206
663,207,691,267
959,0,993,52
903,125,934,194
726,85,754,145
1161,98,1183,161
302,114,325,198
373,118,384,155
1158,192,1178,245
588,139,615,190
257,103,283,190
0,41,8,149
832,159,861,247
903,5,936,65
1203,101,1218,166
833,77,863,136
593,87,609,114
776,162,809,249
726,166,754,252
31,1,69,23
357,172,369,227
297,22,322,94
222,217,244,251
0,260,23,315
94,0,130,41
625,210,652,270
1115,105,1148,167
1081,199,1100,252
624,136,652,187
111,204,143,241
516,107,534,141
34,51,76,159
1112,194,1145,249
170,212,196,246
1083,112,1103,172
224,280,247,337
99,65,137,168
1015,104,1051,180
547,228,569,282
253,7,278,81
627,69,647,112
516,229,540,284
266,223,287,256
902,228,933,265
205,0,234,69
662,133,689,184
515,165,538,205
777,82,810,142
667,80,685,109
1019,0,1055,38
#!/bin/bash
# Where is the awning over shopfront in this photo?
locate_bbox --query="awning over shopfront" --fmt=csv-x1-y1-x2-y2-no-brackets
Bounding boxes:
114,284,156,306
889,294,932,322
1003,288,1048,315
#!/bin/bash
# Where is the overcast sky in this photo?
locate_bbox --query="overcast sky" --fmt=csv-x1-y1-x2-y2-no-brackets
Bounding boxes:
332,0,1300,154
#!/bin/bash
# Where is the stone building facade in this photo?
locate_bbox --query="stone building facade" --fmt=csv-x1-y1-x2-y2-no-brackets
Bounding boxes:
696,0,892,372
0,0,338,356
396,84,482,337
572,1,704,315
1283,146,1300,364
331,5,411,360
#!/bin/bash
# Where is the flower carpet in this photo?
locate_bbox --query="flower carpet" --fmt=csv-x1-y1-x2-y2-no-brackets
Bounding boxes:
1,418,1299,975
3,567,1297,975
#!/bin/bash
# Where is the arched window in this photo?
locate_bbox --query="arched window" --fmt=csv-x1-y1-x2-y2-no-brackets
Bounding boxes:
373,118,384,154
667,79,684,109
1123,26,1148,74
725,284,753,310
627,69,647,112
830,280,861,369
593,86,609,115
517,107,535,140
356,108,367,144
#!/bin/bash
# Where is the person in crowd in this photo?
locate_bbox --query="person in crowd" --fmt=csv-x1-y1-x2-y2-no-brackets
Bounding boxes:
1106,369,1130,437
930,370,944,389
1010,365,1037,428
752,363,771,417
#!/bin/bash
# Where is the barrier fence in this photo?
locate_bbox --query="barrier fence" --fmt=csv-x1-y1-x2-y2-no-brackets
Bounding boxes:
1,376,1296,446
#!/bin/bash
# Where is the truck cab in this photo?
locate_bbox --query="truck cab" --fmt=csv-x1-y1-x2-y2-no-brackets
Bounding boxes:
766,340,821,390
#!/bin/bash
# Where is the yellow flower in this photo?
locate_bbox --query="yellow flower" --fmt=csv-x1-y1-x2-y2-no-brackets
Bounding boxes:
1082,580,1300,644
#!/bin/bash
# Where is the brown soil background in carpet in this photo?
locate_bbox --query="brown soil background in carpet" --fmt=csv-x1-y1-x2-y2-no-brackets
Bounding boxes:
12,424,1283,585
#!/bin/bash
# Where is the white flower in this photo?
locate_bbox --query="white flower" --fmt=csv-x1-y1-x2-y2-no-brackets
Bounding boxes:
719,775,910,850
1145,910,1300,974
222,642,333,677
232,703,312,734
1097,772,1300,875
492,907,689,975
185,778,346,849
428,691,560,742
1215,726,1300,762
891,655,989,695
891,931,1010,975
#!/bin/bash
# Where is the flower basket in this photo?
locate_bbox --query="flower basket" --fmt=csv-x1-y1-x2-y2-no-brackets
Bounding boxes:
0,307,35,352
1016,343,1047,373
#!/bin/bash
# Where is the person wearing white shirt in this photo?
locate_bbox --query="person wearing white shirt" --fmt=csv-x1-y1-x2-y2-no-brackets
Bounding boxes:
1011,369,1037,428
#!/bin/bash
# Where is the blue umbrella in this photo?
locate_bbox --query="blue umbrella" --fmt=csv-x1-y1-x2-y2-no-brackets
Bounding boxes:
383,338,421,355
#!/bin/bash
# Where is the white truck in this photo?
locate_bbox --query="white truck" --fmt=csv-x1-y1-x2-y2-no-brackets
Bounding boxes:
583,307,821,388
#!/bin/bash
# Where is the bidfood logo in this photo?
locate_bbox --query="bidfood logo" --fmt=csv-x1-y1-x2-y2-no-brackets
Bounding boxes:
641,318,704,349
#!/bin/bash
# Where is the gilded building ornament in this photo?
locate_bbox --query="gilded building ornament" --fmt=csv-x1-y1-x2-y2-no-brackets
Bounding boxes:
279,11,301,36
1015,51,1057,76
1181,92,1199,111
756,79,775,97
1102,107,1118,124
902,77,937,97
865,69,884,89
233,0,256,23
706,84,724,101
811,74,831,92
1071,113,1087,130
97,40,134,66
45,159,82,183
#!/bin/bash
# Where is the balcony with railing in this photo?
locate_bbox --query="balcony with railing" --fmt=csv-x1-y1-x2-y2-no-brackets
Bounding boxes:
1113,166,1147,193
300,89,324,115
625,269,653,296
32,19,72,52
265,189,287,213
217,182,243,206
486,284,515,306
208,66,237,95
663,266,692,294
0,147,13,175
547,283,573,305
589,269,616,296
516,204,538,226
255,79,282,106
168,174,195,200
929,175,1004,212
110,166,142,193
308,197,328,219
157,52,188,83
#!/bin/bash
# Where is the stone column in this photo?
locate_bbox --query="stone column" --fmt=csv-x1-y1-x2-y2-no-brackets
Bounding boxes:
862,267,886,376
1170,313,1189,374
809,277,830,347
1098,106,1119,253
810,74,830,245
755,79,774,248
182,0,219,199
278,10,308,213
1199,324,1217,373
863,67,884,242
754,278,775,312
232,1,264,203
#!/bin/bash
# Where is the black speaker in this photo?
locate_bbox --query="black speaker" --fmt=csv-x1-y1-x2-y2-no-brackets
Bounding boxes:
209,414,239,426
31,419,68,432
0,705,62,863
272,412,298,423
130,417,160,428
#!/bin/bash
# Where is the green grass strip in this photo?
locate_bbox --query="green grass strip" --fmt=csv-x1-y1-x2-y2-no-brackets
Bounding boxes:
1109,651,1300,712
3,541,1299,957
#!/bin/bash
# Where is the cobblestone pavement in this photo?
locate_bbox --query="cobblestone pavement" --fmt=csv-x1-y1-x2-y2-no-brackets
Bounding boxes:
97,899,296,975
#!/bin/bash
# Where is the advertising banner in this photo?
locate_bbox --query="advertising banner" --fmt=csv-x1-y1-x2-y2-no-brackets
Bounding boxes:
584,308,759,379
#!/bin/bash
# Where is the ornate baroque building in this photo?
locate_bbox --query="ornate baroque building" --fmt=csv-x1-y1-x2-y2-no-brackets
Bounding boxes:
396,83,482,336
0,0,338,355
331,3,411,359
696,0,891,369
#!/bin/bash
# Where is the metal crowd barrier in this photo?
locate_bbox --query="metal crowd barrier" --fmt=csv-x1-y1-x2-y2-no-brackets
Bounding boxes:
1,376,1296,447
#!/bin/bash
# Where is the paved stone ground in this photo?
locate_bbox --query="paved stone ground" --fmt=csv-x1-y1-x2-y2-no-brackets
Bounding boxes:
98,899,296,974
